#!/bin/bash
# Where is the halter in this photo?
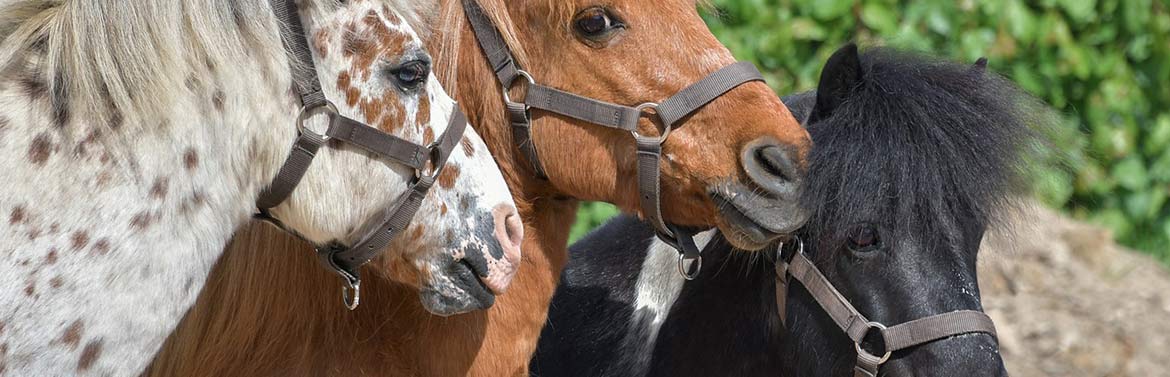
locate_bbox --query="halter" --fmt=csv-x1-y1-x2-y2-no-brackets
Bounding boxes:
256,0,467,310
773,238,1000,377
462,0,767,280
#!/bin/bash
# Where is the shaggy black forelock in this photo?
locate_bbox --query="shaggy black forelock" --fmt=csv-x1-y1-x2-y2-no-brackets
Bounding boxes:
787,47,1052,248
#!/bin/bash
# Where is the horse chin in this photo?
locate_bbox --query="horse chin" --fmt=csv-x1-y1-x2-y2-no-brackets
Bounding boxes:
709,183,808,250
417,260,497,316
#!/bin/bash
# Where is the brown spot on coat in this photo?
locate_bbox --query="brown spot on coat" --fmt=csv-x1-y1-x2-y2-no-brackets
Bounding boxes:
337,71,360,107
92,239,111,255
130,212,154,230
183,149,199,171
29,133,53,165
150,177,169,200
313,29,331,58
9,206,26,224
423,127,435,145
49,276,64,288
441,203,448,215
77,340,103,371
70,231,89,251
461,137,475,156
23,283,34,296
437,165,460,189
409,226,424,242
45,248,58,265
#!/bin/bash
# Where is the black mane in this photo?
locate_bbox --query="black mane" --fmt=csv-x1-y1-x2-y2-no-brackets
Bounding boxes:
788,47,1049,249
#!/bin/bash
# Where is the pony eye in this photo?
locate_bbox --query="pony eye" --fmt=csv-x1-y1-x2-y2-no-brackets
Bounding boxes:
390,61,429,90
573,8,624,41
847,225,881,253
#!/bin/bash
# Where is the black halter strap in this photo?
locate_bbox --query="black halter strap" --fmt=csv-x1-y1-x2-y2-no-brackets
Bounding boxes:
773,239,1000,376
258,0,467,309
462,0,765,278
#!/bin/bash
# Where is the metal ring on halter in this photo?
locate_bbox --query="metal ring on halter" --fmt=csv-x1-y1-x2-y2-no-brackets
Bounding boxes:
413,141,445,183
341,279,361,311
630,102,673,144
501,69,536,105
296,100,339,141
854,321,893,364
677,253,703,281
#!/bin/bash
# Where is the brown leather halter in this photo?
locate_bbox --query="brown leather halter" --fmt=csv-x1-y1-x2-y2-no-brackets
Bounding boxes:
255,0,467,310
773,238,1000,377
462,0,768,279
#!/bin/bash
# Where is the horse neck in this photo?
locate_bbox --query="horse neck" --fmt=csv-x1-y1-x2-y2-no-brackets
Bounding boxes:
0,19,299,376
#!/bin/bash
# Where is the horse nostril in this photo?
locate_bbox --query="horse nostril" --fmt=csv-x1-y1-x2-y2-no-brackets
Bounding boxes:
756,145,795,183
741,138,804,199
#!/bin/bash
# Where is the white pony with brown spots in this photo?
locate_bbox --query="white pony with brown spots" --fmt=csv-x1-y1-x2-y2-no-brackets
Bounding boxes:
0,0,522,375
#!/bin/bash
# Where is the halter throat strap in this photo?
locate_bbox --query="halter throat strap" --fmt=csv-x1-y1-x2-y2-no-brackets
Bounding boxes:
461,0,764,277
774,243,999,377
258,0,467,309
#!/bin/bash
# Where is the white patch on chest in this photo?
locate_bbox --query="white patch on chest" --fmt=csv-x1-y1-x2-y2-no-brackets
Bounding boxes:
630,229,717,340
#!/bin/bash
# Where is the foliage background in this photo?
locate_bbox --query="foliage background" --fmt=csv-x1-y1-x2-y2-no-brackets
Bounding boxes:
571,0,1170,262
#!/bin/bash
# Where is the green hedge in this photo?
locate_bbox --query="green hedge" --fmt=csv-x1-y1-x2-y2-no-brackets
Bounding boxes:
574,0,1170,261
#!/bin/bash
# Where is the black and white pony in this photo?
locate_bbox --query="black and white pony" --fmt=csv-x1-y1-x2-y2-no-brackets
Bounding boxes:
531,45,1046,377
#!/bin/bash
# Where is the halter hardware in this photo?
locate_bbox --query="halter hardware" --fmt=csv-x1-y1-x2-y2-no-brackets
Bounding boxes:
295,100,339,142
501,69,536,106
463,0,767,277
261,0,468,310
773,237,999,377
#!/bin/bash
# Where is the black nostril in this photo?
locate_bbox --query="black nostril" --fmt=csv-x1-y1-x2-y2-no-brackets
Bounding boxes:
741,139,804,199
755,146,795,183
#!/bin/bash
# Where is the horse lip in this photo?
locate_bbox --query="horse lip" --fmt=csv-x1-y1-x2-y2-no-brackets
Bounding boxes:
418,260,496,316
712,194,780,249
709,183,808,247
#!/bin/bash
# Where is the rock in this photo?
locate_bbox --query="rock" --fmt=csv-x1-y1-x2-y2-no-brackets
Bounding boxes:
979,202,1170,377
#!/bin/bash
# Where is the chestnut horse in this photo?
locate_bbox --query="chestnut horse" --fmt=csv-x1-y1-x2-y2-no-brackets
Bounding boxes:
149,0,812,375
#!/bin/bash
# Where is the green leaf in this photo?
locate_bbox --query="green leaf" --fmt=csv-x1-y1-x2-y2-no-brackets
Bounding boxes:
1113,157,1149,190
861,3,898,34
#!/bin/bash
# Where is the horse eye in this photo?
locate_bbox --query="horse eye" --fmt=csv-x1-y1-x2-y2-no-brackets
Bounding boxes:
390,61,429,90
847,225,880,253
573,8,624,41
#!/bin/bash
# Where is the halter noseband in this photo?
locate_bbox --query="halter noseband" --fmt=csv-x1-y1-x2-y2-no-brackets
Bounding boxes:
462,0,767,279
773,238,1000,377
256,0,467,310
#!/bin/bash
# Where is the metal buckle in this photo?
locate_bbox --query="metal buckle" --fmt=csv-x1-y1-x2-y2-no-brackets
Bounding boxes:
630,102,672,144
341,279,361,311
501,69,536,106
296,100,339,142
855,321,893,365
413,141,444,184
677,253,702,281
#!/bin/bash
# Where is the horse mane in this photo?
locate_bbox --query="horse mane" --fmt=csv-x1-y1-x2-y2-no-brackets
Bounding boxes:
790,47,1053,245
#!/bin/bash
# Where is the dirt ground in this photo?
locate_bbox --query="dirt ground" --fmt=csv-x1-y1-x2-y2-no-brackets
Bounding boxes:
979,203,1170,377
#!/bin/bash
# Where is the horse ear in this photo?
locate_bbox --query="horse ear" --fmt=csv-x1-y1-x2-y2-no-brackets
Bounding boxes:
972,57,988,73
809,43,862,124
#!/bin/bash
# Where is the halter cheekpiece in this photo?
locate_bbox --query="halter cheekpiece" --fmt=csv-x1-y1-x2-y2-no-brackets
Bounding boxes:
256,0,467,310
773,237,1001,377
461,0,769,279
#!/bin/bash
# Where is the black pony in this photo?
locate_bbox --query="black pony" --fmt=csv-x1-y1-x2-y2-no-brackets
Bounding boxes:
531,45,1046,376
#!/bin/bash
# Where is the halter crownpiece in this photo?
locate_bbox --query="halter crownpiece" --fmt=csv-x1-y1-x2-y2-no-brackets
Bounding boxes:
462,0,766,278
256,0,467,310
773,238,1000,377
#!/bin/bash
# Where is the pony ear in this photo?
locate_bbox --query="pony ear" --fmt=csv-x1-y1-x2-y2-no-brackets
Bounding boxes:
972,57,989,73
808,43,862,124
